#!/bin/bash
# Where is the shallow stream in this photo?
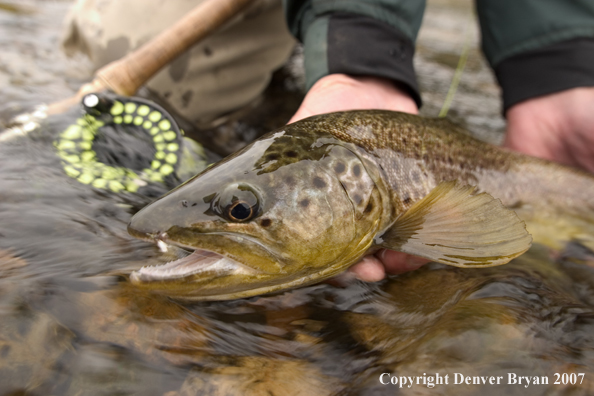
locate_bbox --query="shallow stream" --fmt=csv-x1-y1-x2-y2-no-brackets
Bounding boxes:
1,1,594,395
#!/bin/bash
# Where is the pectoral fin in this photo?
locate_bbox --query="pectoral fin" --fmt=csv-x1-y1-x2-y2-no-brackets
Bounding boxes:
378,181,532,267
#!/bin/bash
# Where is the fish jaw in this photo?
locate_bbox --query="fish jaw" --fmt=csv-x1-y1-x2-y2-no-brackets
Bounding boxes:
126,223,292,300
130,249,257,282
127,220,376,300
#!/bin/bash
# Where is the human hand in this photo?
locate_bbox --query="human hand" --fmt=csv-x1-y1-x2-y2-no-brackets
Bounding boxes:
289,74,429,282
505,87,594,174
289,73,418,123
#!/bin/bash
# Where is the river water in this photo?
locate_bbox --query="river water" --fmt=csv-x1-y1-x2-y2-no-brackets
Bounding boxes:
1,1,594,395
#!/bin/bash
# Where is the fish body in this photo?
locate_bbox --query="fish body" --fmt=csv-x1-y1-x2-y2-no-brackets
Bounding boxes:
128,110,594,300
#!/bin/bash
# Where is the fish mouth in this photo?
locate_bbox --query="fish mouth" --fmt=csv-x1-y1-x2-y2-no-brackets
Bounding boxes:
127,227,296,300
128,229,280,285
130,247,258,283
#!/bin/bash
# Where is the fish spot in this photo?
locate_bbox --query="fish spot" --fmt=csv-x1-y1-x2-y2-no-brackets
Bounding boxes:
403,197,412,205
300,199,310,208
334,162,346,174
267,153,279,161
181,200,188,207
191,203,197,207
313,177,326,188
353,164,361,177
203,46,213,56
285,150,298,158
260,218,271,227
203,193,216,204
364,202,373,213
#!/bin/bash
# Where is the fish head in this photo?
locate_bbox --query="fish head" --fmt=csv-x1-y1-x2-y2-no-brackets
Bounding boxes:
128,127,387,300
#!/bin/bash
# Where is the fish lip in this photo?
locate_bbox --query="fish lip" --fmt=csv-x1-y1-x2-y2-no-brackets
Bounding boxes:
130,247,256,283
130,231,283,282
157,228,285,269
186,231,284,263
126,224,160,243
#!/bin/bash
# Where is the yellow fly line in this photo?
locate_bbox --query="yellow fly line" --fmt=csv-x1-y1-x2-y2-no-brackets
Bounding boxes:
54,94,184,192
438,10,474,118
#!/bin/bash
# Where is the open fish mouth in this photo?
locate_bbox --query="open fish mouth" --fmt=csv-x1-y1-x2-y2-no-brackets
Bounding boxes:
130,246,257,283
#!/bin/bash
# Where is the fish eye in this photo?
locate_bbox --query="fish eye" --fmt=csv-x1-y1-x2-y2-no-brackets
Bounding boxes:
213,184,260,223
227,201,254,221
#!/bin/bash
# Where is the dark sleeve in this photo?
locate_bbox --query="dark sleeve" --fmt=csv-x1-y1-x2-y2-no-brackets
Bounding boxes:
283,0,426,108
476,0,594,112
495,38,594,112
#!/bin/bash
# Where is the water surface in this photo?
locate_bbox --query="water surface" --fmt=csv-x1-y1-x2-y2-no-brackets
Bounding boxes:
1,1,594,395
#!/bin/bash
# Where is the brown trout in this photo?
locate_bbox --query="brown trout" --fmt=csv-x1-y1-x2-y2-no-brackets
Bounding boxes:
127,111,594,300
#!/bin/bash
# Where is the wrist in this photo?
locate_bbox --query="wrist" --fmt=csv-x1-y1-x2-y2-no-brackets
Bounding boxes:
298,12,423,108
289,73,418,123
316,74,418,112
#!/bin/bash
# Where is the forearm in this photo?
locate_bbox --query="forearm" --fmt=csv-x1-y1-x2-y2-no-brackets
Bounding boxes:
283,0,425,108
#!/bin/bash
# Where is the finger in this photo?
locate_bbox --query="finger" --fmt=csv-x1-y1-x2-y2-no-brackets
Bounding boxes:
346,255,386,282
375,249,430,275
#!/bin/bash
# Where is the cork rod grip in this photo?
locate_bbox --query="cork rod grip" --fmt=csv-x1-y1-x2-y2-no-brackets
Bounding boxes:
47,0,254,115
